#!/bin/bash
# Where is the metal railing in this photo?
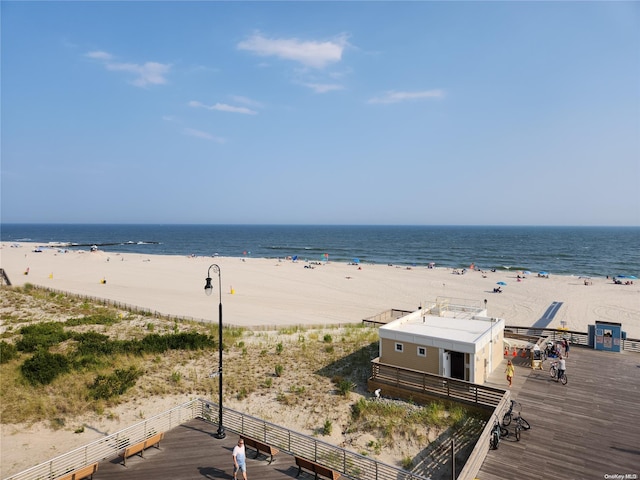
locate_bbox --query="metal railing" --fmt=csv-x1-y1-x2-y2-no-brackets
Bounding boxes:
504,326,640,354
4,401,201,480
201,399,429,480
5,399,430,480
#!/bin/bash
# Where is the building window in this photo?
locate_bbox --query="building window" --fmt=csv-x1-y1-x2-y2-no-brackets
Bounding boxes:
417,346,426,357
395,342,404,353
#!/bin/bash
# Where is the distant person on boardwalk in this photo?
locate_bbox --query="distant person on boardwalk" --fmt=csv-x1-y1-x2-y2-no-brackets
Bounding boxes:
557,355,566,382
232,438,247,480
505,360,515,387
562,338,569,357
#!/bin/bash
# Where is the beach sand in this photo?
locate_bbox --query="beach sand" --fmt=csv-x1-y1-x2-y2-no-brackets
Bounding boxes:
1,242,639,477
2,242,639,336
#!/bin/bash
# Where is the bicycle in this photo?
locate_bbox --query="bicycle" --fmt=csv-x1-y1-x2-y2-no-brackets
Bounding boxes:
549,361,568,385
502,399,517,426
513,413,531,441
490,417,509,450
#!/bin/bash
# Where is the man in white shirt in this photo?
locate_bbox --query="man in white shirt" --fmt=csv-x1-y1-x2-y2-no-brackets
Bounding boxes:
232,438,247,480
557,355,566,381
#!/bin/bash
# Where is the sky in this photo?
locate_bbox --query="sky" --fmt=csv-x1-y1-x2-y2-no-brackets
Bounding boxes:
1,1,639,226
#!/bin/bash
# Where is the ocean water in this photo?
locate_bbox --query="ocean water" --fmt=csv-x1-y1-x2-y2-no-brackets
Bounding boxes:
1,224,638,278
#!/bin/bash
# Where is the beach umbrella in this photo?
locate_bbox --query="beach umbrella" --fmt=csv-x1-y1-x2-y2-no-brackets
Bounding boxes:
497,281,507,286
539,271,548,276
353,258,360,264
523,271,531,275
629,275,638,280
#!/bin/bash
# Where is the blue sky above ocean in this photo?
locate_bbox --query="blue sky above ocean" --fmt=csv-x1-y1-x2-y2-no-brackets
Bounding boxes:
1,2,638,226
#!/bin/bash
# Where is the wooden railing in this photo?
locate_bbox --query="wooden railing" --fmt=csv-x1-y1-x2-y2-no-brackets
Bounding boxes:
456,394,511,480
505,326,640,354
368,359,506,409
0,268,11,286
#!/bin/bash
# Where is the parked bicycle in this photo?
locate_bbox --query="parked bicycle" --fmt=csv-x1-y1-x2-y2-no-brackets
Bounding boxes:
490,416,509,450
549,361,568,385
502,399,531,429
513,413,531,441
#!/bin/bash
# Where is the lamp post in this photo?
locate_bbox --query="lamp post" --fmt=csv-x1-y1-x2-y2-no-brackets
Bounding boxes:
204,264,225,439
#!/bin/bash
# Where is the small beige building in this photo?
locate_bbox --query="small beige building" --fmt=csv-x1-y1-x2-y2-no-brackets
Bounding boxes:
375,299,505,384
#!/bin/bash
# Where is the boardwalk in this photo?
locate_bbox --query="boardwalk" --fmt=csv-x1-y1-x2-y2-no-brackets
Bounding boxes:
90,345,640,480
95,419,302,480
479,346,640,479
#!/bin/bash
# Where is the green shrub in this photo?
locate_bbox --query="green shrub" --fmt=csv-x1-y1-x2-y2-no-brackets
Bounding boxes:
323,334,333,343
322,419,333,435
275,364,284,377
21,350,70,385
65,313,119,326
0,341,18,363
16,322,70,352
89,366,142,400
275,343,283,355
334,377,356,396
237,387,248,400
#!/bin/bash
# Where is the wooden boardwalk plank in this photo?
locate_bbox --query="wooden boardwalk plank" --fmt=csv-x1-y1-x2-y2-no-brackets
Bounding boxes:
95,418,301,480
478,346,640,479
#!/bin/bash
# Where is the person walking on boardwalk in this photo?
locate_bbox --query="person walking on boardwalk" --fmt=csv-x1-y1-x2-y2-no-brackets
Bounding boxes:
562,338,570,358
232,438,247,480
556,355,566,382
505,360,515,387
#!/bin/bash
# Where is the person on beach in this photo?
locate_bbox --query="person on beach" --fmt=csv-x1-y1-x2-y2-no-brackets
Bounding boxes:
505,360,515,387
232,438,247,480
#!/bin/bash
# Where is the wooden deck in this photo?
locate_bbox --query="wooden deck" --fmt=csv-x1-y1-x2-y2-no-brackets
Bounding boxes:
91,346,640,480
94,419,302,480
478,346,640,479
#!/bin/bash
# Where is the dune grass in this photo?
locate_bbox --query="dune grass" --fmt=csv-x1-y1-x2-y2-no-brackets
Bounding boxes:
1,285,482,464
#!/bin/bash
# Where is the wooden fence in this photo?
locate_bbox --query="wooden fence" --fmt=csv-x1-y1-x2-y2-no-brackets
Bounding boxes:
368,359,506,410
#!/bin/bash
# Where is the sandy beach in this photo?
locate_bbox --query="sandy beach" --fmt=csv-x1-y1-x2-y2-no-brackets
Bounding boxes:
1,241,640,477
2,242,639,337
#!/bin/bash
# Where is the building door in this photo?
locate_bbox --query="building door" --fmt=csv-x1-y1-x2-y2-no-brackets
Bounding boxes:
451,351,465,380
442,351,450,377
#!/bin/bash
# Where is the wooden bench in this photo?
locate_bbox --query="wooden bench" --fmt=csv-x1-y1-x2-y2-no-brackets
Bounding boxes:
294,456,340,480
122,432,165,465
240,434,279,464
55,462,98,480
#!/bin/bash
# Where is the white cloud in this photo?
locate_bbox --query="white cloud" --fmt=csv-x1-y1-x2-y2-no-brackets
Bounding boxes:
85,50,171,87
368,89,445,104
106,61,171,87
188,100,257,115
302,82,344,94
238,33,347,69
183,128,225,143
85,50,113,60
229,95,264,108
